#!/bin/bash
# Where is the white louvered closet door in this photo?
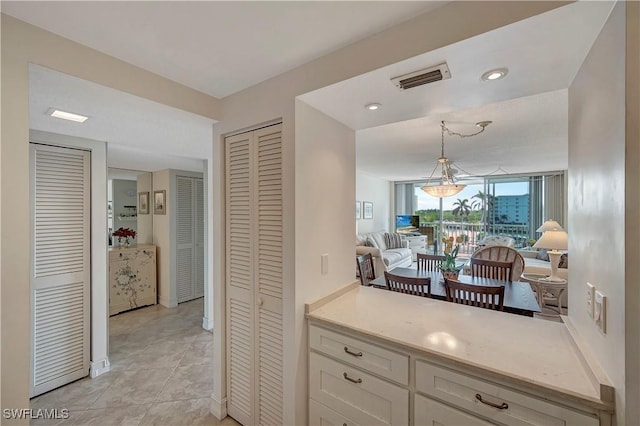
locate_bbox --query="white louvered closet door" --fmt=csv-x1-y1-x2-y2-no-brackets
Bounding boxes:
176,176,205,303
30,144,90,397
177,176,195,303
226,123,283,426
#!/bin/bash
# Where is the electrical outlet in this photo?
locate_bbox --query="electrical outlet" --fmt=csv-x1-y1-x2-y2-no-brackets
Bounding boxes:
586,282,595,318
594,290,606,333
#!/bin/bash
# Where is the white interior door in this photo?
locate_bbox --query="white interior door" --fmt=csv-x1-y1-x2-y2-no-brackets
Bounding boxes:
176,176,195,303
225,123,283,425
176,176,204,303
30,143,90,397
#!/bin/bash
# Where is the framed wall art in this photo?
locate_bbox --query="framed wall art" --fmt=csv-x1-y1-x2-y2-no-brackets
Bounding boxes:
356,201,362,219
138,192,149,214
363,201,373,219
153,190,166,215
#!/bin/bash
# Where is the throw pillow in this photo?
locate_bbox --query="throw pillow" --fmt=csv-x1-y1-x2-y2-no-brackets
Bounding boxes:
558,253,568,268
384,232,404,249
536,249,549,261
365,237,378,248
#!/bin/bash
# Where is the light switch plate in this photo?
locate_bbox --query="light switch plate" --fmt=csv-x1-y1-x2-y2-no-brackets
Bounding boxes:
594,290,606,333
586,282,595,318
321,253,329,275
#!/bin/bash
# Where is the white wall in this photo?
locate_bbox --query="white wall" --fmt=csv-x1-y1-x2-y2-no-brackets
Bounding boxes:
356,171,392,234
567,3,628,423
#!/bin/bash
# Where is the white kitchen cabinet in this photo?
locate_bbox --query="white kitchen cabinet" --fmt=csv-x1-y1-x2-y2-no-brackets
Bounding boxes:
308,316,612,426
414,393,494,426
109,245,156,315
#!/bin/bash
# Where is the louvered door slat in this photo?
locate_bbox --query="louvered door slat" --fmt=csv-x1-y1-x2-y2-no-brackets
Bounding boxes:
226,124,283,426
30,144,90,397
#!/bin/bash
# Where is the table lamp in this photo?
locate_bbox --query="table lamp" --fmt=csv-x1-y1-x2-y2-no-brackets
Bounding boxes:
533,229,568,282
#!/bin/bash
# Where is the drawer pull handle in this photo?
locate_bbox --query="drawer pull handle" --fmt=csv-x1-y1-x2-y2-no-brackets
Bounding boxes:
475,394,508,410
343,372,362,384
343,346,363,357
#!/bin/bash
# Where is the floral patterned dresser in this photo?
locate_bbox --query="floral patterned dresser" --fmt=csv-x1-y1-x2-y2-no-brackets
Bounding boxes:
109,245,157,315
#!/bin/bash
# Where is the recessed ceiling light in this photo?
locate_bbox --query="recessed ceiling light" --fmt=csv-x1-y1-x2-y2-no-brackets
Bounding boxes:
481,68,508,81
365,103,381,111
47,108,89,123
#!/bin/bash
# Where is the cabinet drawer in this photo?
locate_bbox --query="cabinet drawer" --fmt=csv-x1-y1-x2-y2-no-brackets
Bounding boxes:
414,393,493,426
415,360,599,426
309,352,409,426
309,399,360,426
309,325,409,385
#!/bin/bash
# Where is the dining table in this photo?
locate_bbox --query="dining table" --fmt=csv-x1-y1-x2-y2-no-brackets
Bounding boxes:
369,267,541,317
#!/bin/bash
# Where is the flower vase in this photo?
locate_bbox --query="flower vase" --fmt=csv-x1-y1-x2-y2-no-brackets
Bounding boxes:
124,238,131,248
442,270,459,281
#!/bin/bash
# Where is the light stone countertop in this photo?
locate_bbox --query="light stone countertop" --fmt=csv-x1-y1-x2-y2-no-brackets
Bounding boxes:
307,285,612,409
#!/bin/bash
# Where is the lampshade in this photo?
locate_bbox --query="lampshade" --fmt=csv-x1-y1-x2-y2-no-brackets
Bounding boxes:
533,229,568,250
421,183,465,198
536,220,564,233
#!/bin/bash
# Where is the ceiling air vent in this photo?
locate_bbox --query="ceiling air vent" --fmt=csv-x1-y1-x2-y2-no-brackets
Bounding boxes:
391,63,451,90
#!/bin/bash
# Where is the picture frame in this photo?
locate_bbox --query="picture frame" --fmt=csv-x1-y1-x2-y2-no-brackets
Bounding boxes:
356,201,362,219
363,201,373,219
138,192,149,215
153,190,166,215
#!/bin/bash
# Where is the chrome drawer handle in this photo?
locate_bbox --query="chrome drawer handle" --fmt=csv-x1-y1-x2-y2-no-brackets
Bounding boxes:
343,372,362,384
475,393,508,410
343,346,363,357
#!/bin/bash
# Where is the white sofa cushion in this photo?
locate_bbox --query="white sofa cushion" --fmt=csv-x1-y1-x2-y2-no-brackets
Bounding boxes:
383,248,412,266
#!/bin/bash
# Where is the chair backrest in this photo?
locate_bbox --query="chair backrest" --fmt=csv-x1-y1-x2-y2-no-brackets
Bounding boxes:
356,253,376,286
443,278,505,311
471,245,525,281
417,253,445,272
384,272,431,298
470,258,513,281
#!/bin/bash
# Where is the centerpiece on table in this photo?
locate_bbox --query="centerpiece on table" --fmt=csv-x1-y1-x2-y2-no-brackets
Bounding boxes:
113,227,136,247
440,235,464,280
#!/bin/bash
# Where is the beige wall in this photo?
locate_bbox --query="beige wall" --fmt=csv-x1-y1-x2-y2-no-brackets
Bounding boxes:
136,172,154,245
356,171,392,234
1,14,219,417
567,2,628,423
625,1,640,423
152,169,173,307
214,3,570,424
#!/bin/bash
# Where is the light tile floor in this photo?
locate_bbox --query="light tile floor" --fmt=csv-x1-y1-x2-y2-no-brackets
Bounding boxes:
30,299,240,426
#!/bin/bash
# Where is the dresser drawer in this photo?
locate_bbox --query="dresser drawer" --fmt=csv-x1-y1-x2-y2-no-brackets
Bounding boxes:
414,393,493,426
415,360,599,426
309,325,409,385
309,399,360,426
309,352,409,426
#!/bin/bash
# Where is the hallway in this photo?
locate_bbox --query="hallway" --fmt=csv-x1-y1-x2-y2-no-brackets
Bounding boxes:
30,299,238,425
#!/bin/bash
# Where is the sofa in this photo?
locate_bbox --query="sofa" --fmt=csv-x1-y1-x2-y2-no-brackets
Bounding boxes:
356,231,412,278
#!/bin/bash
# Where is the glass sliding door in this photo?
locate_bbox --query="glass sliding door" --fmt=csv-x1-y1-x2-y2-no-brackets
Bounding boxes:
394,172,565,254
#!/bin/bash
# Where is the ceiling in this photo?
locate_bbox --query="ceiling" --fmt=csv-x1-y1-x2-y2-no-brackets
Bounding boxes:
299,1,614,181
29,64,212,172
3,1,445,98
10,2,614,180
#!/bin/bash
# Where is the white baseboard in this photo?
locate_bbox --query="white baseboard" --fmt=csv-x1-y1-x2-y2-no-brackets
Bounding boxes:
159,295,178,308
202,315,213,331
210,394,227,420
90,357,111,378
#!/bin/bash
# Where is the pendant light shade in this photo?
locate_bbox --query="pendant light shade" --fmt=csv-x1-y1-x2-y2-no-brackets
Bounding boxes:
421,183,465,197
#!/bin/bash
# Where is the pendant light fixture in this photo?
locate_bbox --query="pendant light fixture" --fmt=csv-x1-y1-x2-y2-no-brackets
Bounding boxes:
421,120,491,198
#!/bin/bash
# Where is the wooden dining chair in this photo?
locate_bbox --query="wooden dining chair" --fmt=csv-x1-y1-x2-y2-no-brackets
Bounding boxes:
470,258,513,281
444,278,505,311
471,245,525,281
356,253,376,286
384,271,431,298
417,253,445,271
